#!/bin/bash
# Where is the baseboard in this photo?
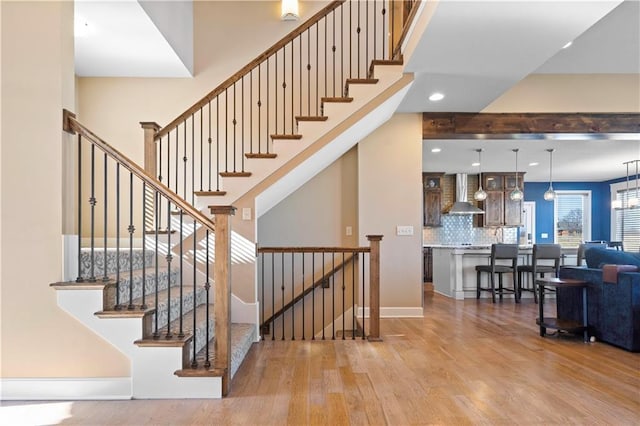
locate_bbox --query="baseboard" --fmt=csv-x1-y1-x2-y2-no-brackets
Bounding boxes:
357,306,423,318
1,377,132,400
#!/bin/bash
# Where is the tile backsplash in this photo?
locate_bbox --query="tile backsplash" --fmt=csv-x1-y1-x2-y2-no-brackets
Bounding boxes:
423,215,519,245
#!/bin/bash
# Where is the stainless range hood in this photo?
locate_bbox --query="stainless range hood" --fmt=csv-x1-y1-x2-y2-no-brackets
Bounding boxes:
447,174,484,215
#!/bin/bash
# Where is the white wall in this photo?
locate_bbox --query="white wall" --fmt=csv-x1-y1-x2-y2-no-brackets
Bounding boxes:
358,114,423,313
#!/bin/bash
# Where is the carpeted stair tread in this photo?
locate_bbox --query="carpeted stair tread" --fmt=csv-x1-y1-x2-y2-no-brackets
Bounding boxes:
108,266,180,307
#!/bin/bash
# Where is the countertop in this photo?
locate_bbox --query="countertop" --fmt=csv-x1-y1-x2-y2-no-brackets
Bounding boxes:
424,244,533,250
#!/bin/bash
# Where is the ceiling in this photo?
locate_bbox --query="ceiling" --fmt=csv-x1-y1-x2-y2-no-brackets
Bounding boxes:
74,0,640,181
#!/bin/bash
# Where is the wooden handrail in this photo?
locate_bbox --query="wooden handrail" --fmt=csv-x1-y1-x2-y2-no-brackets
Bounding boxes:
63,109,216,234
391,0,421,59
258,246,370,254
155,0,346,140
260,253,357,329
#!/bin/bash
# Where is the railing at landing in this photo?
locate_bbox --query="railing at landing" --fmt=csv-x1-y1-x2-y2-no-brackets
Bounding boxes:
257,235,383,342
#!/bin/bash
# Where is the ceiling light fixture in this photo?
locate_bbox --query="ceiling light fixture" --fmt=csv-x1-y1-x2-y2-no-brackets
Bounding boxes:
509,149,523,201
529,162,539,167
431,148,441,153
281,0,300,21
543,149,556,201
428,92,445,102
562,41,573,49
474,149,487,201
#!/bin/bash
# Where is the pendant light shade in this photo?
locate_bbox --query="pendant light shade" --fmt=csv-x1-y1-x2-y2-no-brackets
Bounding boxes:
474,149,487,201
543,148,556,201
509,149,523,201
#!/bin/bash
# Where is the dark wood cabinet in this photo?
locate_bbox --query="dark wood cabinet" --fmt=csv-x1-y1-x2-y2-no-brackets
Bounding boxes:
478,173,524,227
423,173,444,227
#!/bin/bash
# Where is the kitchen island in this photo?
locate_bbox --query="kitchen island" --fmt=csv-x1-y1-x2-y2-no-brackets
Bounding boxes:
429,245,577,299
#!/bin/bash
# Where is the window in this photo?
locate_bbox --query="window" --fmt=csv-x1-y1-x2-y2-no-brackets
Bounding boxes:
611,179,640,252
554,191,591,248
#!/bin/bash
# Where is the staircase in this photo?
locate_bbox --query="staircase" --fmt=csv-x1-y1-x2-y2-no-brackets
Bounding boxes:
53,246,255,398
51,0,422,399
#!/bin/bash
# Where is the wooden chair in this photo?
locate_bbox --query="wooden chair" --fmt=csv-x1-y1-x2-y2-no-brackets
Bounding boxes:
516,244,561,303
476,244,519,303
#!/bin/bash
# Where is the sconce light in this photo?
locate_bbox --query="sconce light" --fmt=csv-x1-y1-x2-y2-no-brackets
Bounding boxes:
543,149,556,201
509,149,523,201
474,149,487,201
281,0,300,21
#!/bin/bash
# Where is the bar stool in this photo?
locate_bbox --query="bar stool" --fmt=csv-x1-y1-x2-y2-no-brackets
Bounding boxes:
608,241,624,251
476,244,519,303
516,244,561,303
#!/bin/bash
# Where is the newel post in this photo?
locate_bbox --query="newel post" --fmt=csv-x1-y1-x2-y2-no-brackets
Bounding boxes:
140,122,160,179
209,205,236,396
366,235,383,342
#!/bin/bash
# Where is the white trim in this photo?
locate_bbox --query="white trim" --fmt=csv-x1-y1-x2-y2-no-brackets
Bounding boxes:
0,377,132,400
357,306,423,318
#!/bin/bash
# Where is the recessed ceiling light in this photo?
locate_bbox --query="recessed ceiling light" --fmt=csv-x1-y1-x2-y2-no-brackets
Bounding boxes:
428,92,445,102
472,162,480,167
562,41,573,49
431,148,441,153
529,162,539,166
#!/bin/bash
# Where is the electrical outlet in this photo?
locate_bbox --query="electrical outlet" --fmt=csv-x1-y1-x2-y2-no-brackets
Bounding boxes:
242,207,251,221
396,225,414,236
346,226,352,236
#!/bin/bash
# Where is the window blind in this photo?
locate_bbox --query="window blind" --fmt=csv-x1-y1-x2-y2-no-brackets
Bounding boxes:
614,188,640,252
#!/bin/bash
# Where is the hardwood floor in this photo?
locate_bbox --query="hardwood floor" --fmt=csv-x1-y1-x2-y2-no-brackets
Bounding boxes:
4,286,640,425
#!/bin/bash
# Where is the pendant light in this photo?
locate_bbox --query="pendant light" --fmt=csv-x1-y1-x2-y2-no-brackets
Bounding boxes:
509,149,523,201
543,149,556,201
474,149,487,201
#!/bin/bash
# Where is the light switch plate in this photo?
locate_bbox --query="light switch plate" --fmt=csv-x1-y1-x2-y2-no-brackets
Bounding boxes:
396,225,414,236
541,232,548,238
242,207,252,221
346,226,352,236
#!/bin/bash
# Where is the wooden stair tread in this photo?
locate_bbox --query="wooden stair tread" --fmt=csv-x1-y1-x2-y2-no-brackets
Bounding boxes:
144,229,177,235
95,307,154,319
220,171,252,177
50,280,115,290
135,334,193,348
194,190,227,196
175,366,226,377
346,78,379,85
321,97,353,103
295,116,328,122
245,153,277,159
270,134,302,140
368,58,404,78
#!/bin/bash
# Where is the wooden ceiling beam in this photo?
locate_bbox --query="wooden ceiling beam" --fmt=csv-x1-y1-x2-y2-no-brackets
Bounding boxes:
422,113,640,139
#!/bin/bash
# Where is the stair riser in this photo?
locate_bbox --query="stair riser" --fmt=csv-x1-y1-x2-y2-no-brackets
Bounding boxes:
80,249,154,278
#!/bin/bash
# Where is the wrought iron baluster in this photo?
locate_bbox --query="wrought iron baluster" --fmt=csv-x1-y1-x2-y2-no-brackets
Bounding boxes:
261,251,265,340
141,181,146,309
291,252,295,340
127,172,134,309
178,211,184,337
89,144,96,283
332,252,335,340
352,253,356,339
191,218,198,367
301,252,305,340
322,251,325,340
342,252,345,340
281,253,285,340
115,164,120,308
271,252,275,341
205,229,211,368
102,153,108,282
153,191,160,338
165,199,173,338
76,134,83,283
362,251,366,339
312,252,315,340
233,82,237,173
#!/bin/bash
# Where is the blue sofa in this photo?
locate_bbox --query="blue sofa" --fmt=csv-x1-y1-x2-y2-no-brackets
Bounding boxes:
557,247,640,352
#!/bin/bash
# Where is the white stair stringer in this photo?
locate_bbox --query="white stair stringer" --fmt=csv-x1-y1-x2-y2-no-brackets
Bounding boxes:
194,66,413,216
55,287,223,399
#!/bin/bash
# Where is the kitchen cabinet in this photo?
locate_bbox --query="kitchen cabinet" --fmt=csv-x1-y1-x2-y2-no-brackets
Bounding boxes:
423,173,444,227
478,173,525,227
